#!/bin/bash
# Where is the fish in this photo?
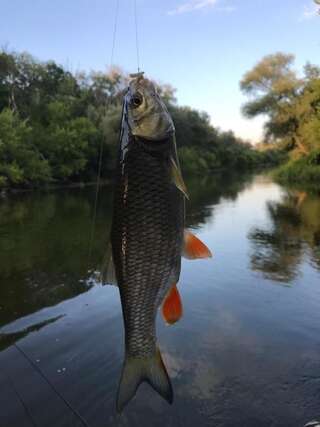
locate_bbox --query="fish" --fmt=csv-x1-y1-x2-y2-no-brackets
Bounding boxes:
103,73,212,412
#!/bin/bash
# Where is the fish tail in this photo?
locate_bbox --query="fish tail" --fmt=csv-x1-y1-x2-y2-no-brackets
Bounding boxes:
116,347,173,412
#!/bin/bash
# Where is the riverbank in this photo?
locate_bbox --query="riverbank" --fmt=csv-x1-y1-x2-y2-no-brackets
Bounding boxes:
0,179,112,195
272,153,320,188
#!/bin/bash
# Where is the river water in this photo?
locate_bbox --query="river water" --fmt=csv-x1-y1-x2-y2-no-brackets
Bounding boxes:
0,173,320,427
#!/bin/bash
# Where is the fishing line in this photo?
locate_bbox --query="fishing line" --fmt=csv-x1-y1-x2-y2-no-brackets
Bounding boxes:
133,0,141,72
14,344,91,427
7,375,39,427
87,0,120,268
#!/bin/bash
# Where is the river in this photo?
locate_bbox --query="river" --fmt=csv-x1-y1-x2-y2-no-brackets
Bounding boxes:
0,173,320,427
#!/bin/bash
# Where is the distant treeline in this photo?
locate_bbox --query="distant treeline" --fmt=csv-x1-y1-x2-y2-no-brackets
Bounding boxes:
241,52,320,185
0,50,280,189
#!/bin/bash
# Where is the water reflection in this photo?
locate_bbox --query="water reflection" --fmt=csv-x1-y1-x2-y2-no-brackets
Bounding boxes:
1,174,320,427
0,315,64,351
248,189,320,282
0,189,112,327
186,172,252,229
0,173,252,328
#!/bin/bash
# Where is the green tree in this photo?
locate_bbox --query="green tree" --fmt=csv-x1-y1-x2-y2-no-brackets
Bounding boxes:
0,108,50,186
240,53,306,150
0,49,278,189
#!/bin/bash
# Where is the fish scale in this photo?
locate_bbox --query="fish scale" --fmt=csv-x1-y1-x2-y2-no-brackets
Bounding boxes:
107,77,212,411
111,140,184,359
107,76,189,412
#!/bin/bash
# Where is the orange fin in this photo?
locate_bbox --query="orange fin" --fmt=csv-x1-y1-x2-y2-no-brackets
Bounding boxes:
182,231,212,260
162,284,183,325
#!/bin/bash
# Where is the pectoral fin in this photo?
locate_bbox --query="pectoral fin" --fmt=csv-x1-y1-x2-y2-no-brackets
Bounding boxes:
162,284,183,325
170,157,189,200
182,231,212,260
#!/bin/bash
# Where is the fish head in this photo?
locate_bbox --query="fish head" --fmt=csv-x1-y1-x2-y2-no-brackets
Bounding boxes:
125,76,175,141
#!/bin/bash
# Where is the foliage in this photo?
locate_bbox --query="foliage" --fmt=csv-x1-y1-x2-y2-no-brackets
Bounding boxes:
0,49,273,189
0,108,51,186
273,154,320,185
241,53,320,184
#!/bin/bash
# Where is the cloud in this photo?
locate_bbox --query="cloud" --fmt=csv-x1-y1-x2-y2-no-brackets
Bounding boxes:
217,5,236,13
168,0,218,16
301,3,319,20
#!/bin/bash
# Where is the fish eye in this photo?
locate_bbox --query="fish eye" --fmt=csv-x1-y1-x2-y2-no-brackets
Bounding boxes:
131,92,143,108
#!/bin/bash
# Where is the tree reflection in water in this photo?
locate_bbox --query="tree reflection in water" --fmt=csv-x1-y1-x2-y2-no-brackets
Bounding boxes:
248,189,320,283
0,173,253,328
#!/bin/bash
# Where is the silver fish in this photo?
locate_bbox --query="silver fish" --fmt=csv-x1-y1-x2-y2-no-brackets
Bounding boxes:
103,73,211,411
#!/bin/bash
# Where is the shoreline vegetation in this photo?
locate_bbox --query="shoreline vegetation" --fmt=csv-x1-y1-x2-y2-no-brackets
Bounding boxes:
241,53,320,187
1,50,319,191
0,50,281,191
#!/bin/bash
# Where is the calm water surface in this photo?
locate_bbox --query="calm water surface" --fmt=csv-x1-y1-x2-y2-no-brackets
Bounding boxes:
1,173,320,427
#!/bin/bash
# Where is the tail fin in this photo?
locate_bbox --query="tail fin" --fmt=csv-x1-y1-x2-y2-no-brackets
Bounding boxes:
116,348,173,412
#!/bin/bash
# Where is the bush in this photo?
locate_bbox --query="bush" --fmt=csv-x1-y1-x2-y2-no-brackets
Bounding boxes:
274,152,320,184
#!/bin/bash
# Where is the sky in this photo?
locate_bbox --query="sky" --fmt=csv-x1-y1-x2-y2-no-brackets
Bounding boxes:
1,0,319,142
